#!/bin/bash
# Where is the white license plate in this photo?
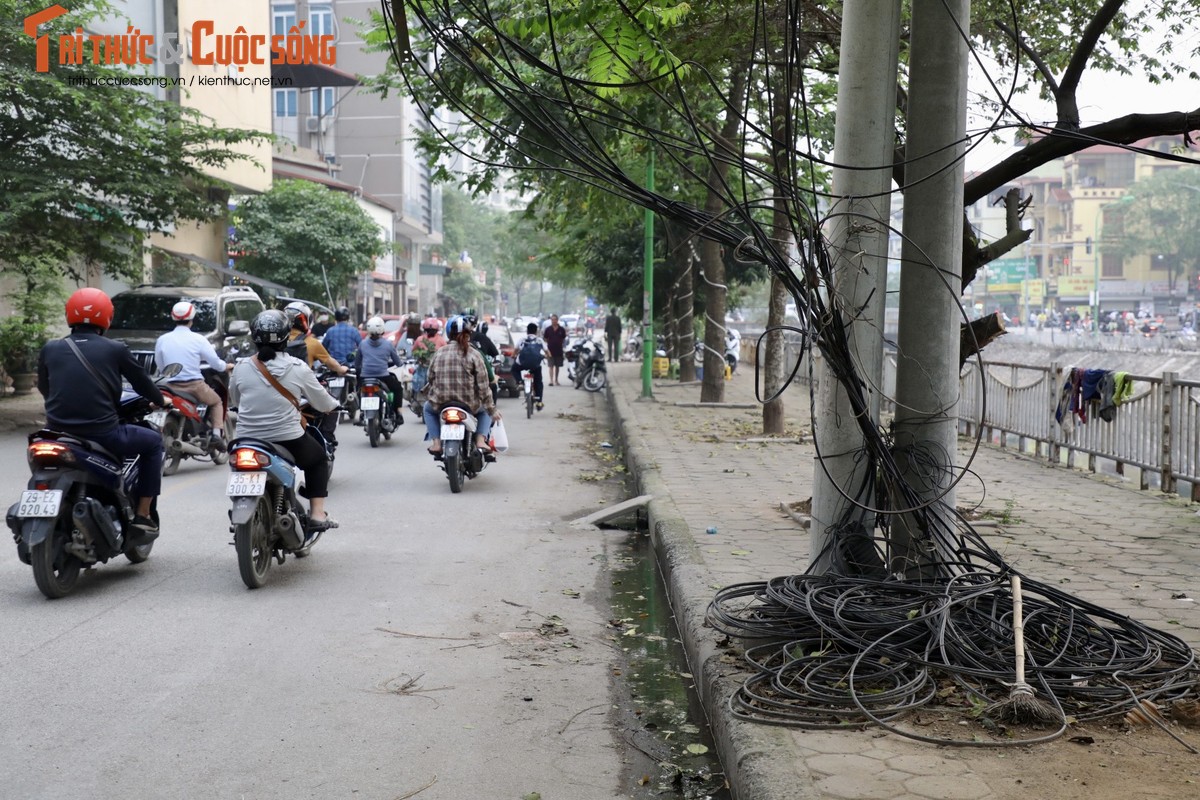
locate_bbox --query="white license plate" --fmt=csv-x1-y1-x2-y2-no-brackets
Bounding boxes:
147,410,168,428
226,472,267,497
17,489,63,518
442,424,465,440
360,396,381,411
328,377,345,388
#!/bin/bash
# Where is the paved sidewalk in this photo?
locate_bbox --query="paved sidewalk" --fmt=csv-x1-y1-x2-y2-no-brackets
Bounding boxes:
604,362,1200,800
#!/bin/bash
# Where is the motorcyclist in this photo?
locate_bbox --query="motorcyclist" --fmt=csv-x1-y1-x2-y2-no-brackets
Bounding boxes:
36,288,166,540
355,316,405,423
410,317,447,400
463,308,500,402
229,310,340,534
154,300,233,448
284,301,349,376
284,301,346,446
512,321,547,411
424,315,500,455
321,306,360,366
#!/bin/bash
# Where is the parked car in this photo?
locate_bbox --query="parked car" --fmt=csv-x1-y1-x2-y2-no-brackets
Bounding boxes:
108,284,265,371
486,324,520,397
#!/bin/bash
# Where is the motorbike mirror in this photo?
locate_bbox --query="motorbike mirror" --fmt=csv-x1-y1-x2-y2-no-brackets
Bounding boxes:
226,319,251,336
158,363,183,379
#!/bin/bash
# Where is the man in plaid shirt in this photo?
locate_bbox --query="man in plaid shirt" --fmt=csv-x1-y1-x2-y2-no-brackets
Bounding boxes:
424,316,500,455
321,307,361,365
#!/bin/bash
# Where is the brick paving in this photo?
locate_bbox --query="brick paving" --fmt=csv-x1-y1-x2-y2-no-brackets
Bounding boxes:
604,362,1200,800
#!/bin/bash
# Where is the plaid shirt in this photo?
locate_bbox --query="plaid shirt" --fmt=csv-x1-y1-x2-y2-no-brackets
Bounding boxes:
321,322,360,364
426,342,495,416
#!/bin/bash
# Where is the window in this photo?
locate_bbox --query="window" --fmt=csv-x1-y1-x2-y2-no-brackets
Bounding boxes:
1101,253,1123,278
274,89,297,117
310,6,334,37
310,87,337,117
223,299,263,329
272,4,296,36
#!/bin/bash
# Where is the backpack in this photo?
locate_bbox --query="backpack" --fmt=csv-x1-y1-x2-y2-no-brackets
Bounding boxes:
517,337,544,367
285,335,309,364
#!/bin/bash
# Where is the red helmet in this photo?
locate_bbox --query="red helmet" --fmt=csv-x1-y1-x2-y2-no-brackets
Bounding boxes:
65,288,114,330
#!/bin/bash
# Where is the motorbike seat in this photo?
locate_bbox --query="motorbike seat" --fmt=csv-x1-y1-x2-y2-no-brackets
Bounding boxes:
229,437,298,465
34,429,121,464
164,383,205,405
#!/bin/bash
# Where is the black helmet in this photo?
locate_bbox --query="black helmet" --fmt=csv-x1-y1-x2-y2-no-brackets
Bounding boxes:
335,306,351,322
251,309,290,347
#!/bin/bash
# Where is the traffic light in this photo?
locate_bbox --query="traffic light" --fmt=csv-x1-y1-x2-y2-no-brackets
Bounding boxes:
1063,256,1070,271
1085,237,1093,254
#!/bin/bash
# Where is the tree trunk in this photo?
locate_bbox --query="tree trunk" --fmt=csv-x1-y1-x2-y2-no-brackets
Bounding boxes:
890,0,971,577
699,67,748,403
809,0,900,573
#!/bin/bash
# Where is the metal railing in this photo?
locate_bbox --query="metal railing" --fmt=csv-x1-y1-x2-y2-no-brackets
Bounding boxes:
743,336,1200,502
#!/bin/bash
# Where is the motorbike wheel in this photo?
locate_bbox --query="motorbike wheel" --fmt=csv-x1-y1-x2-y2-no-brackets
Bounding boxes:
367,415,380,448
583,366,607,392
160,415,183,476
30,518,82,599
234,497,272,589
445,452,465,494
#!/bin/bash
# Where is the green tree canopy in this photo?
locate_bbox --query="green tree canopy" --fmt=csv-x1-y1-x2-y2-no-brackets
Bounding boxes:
232,180,386,303
0,0,267,280
1112,167,1200,292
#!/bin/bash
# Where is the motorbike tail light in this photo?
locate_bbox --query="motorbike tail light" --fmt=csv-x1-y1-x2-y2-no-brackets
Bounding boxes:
361,384,378,396
35,482,50,490
231,448,270,471
442,408,466,423
28,441,76,466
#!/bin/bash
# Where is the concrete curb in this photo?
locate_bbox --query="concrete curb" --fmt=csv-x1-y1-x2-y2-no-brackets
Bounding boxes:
603,382,816,800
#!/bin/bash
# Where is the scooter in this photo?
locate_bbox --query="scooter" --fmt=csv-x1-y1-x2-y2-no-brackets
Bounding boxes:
5,364,181,598
226,434,336,589
359,377,400,448
430,403,492,493
569,339,607,392
155,371,234,476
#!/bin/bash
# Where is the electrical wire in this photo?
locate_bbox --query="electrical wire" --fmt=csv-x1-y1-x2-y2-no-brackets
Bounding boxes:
382,0,1200,744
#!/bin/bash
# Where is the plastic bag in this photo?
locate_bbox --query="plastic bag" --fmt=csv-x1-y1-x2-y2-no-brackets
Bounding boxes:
491,419,509,452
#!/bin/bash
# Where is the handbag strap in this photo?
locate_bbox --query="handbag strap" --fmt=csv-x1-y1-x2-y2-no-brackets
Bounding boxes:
63,335,118,405
254,357,306,428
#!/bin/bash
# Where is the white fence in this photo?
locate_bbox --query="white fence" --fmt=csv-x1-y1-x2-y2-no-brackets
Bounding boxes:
746,335,1200,502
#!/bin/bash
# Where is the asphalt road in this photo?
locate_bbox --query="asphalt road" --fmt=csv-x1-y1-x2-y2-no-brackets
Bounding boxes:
0,386,631,799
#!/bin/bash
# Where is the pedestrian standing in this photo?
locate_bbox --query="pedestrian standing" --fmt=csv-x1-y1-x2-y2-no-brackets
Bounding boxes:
604,310,622,362
543,314,568,386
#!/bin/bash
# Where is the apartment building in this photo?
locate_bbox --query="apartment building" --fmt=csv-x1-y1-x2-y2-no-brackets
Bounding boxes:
268,0,442,317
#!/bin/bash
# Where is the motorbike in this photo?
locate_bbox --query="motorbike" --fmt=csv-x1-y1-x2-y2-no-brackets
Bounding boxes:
359,376,400,448
5,364,181,598
325,365,358,423
431,403,492,493
568,339,607,392
226,435,333,589
396,358,419,414
155,371,234,476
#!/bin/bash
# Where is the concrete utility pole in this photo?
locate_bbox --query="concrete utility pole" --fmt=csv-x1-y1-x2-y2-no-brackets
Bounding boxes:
809,0,901,573
890,0,971,577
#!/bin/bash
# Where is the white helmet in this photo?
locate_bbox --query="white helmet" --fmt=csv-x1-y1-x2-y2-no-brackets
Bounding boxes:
284,300,312,331
171,301,196,322
365,316,386,336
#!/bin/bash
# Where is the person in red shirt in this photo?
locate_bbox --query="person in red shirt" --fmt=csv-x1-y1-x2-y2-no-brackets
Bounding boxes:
542,314,568,386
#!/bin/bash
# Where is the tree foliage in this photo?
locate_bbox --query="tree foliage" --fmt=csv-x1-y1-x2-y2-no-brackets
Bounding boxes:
0,0,267,280
1111,167,1200,292
232,180,386,303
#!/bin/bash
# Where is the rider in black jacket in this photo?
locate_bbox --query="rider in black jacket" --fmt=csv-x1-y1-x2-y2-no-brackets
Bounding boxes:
37,288,167,539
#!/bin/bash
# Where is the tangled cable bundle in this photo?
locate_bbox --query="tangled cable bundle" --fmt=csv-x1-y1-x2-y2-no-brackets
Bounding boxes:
382,0,1200,745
